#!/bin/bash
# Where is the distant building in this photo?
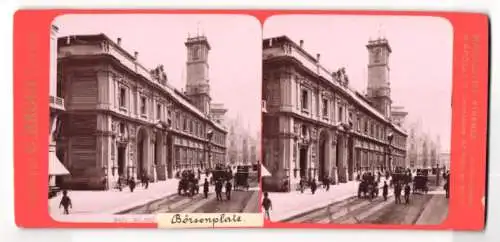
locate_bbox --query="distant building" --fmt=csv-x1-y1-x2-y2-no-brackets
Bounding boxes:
405,119,442,169
391,106,408,127
210,103,227,124
250,142,258,164
225,115,259,165
242,138,249,164
439,152,450,169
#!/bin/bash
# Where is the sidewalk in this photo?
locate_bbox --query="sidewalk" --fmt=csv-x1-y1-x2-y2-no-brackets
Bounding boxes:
49,179,181,216
267,177,391,222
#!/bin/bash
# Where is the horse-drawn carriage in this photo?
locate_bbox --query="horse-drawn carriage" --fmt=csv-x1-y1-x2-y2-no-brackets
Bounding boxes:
177,170,199,197
416,169,430,177
412,170,429,194
358,173,379,200
210,165,232,184
391,171,412,186
233,166,250,191
412,175,428,194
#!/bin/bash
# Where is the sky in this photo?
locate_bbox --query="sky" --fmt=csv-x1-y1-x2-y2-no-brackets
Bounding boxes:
54,14,262,134
264,15,453,151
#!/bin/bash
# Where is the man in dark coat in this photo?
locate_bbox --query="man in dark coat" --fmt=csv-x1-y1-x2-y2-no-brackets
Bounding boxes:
299,177,306,193
262,192,272,220
128,178,136,192
394,182,402,204
59,190,72,215
404,183,411,204
225,180,232,200
215,179,223,201
324,176,330,191
382,181,389,201
310,179,317,195
203,178,210,199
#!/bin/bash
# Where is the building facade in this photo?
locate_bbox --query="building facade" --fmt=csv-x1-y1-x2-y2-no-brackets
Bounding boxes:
262,36,407,188
49,25,68,185
56,33,227,190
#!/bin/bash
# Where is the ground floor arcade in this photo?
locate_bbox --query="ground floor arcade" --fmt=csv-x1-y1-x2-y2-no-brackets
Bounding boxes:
262,116,406,190
57,114,226,190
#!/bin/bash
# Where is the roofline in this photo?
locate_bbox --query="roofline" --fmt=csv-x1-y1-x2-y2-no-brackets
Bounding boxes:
366,38,393,53
264,55,389,124
58,53,226,134
264,35,406,135
185,36,212,50
263,35,318,63
62,34,138,61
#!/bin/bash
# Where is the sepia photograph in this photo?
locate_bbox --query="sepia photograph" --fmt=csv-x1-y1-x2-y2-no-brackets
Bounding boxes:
48,14,262,221
260,15,452,225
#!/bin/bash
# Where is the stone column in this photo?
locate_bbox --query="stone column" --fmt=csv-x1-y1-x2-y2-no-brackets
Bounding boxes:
310,127,318,180
331,136,338,184
163,137,168,179
149,136,155,182
110,138,119,184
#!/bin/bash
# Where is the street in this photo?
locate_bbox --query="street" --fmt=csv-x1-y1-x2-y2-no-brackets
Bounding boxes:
282,176,448,225
121,176,260,214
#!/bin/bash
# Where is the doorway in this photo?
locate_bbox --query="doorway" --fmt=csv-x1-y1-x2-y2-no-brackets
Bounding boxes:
347,137,354,181
117,146,126,177
299,147,307,178
319,138,326,179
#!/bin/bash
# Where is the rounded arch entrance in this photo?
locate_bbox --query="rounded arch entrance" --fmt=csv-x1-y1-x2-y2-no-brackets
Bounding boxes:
136,126,150,180
335,134,346,182
318,129,331,180
153,130,165,181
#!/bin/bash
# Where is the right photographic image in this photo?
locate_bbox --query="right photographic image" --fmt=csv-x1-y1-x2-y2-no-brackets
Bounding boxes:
260,14,452,225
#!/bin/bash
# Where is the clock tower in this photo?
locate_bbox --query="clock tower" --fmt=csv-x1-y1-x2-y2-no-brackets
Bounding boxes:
366,37,392,118
185,35,211,115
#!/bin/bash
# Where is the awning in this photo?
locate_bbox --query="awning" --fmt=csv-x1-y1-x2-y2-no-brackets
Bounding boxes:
49,152,70,176
261,164,271,177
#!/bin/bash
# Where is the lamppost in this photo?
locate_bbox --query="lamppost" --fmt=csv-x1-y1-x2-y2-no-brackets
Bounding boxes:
387,132,394,172
207,129,214,169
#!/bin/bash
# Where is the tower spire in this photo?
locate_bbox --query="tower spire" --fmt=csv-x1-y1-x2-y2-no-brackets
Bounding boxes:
378,23,386,39
196,21,200,37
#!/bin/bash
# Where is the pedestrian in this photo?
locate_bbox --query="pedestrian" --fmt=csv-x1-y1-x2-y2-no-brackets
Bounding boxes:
404,183,411,204
225,179,232,200
324,176,330,191
117,176,123,192
262,192,272,220
215,179,223,201
310,178,317,195
382,181,388,201
59,190,72,215
145,175,150,189
129,177,136,192
394,182,402,204
299,177,305,193
203,178,209,199
436,168,441,186
444,180,449,199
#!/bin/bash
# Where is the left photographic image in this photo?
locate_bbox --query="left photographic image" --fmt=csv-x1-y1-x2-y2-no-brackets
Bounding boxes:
49,14,262,222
